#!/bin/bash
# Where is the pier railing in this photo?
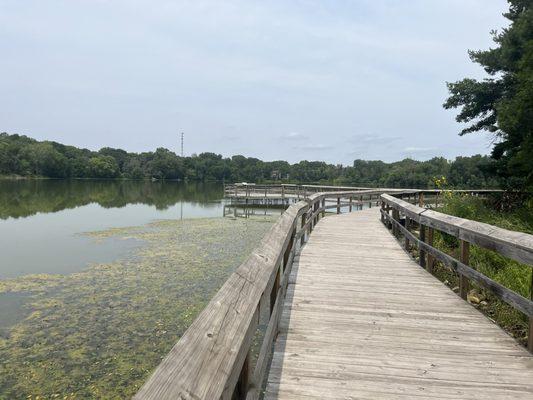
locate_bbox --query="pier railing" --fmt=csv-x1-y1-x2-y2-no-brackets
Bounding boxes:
134,187,507,399
380,193,533,352
134,188,391,400
224,183,371,200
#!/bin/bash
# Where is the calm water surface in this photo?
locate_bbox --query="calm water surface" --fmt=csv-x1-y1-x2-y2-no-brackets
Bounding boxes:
0,180,225,278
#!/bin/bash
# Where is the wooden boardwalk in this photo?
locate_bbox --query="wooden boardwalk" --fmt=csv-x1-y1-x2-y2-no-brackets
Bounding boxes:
266,208,533,399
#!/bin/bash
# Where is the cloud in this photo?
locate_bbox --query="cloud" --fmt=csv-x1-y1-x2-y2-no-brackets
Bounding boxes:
292,144,334,151
404,146,437,152
281,131,307,140
349,133,403,145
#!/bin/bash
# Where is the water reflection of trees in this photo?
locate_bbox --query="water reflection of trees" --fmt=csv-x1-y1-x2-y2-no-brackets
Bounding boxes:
0,180,223,219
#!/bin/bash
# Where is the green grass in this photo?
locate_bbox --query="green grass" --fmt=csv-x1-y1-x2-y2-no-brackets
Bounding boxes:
431,193,532,346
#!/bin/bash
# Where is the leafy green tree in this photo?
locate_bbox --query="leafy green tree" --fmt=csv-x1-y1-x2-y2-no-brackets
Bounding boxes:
88,155,120,178
444,1,533,191
21,142,68,177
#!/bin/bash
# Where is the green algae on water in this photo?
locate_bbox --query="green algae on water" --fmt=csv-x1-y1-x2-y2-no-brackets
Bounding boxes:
0,216,276,399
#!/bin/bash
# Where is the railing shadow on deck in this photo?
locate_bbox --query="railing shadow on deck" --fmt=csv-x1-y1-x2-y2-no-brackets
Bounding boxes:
134,186,510,400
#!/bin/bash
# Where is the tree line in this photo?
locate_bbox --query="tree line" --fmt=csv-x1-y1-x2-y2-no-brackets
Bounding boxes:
0,132,498,189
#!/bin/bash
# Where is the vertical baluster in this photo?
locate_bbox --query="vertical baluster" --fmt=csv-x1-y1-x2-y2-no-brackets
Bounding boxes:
529,269,533,352
337,197,340,214
235,351,250,399
427,227,435,273
459,240,470,300
419,224,427,269
404,216,410,249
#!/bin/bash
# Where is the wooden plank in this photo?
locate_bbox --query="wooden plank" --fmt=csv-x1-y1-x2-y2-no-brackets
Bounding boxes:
267,208,533,399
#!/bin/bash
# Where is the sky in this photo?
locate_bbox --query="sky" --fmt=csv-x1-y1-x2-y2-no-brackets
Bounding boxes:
0,0,510,164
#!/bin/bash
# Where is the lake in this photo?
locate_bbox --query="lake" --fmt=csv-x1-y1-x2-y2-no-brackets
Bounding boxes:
0,179,279,398
0,179,225,278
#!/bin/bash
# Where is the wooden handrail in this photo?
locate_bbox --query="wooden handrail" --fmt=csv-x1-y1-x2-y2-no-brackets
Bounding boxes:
134,187,508,399
380,193,533,352
134,188,395,399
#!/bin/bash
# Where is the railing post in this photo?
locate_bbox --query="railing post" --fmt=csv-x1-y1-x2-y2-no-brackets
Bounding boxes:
459,240,470,300
529,269,533,352
419,224,426,269
349,196,353,212
404,216,410,249
427,227,435,273
369,194,372,208
235,352,250,399
380,200,385,223
392,208,399,237
418,192,424,207
300,212,306,246
336,197,340,214
321,197,325,218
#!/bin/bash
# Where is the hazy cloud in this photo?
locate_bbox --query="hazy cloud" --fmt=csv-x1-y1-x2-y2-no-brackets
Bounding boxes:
0,0,508,163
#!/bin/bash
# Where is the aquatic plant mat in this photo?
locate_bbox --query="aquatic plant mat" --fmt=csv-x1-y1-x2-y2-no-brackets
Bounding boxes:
0,216,276,399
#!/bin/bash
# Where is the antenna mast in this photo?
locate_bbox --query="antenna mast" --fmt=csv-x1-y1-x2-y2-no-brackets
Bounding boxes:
180,132,184,157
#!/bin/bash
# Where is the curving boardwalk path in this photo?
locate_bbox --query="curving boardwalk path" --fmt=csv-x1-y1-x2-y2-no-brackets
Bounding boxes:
266,208,533,399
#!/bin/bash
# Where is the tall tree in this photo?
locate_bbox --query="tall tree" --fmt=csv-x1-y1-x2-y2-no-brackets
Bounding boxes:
444,0,533,191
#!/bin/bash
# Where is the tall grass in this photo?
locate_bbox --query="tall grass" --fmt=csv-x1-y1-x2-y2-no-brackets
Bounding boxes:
433,192,532,345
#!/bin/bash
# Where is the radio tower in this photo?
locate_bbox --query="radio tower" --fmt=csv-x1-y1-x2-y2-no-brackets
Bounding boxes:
180,132,184,157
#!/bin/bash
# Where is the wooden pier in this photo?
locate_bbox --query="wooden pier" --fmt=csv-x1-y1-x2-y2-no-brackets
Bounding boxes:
135,186,532,400
266,208,533,399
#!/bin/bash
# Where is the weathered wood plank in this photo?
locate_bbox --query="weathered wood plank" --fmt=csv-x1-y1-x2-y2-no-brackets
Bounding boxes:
266,208,533,399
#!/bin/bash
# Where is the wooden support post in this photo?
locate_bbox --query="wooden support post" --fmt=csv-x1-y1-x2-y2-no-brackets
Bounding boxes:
419,224,426,269
300,213,306,246
336,197,340,214
435,192,439,208
369,194,372,208
459,240,470,300
392,209,399,237
349,196,353,212
281,185,285,200
529,269,533,352
269,265,281,321
321,198,325,217
380,201,385,223
404,216,410,249
235,352,250,399
427,227,435,273
418,192,424,207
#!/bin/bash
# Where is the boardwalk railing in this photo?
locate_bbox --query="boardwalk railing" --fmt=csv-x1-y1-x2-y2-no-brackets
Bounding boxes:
224,182,499,207
134,188,391,400
134,187,508,399
380,193,533,352
224,183,372,200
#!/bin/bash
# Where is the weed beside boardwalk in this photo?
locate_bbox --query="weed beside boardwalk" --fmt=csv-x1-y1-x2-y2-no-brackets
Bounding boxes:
432,192,532,346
